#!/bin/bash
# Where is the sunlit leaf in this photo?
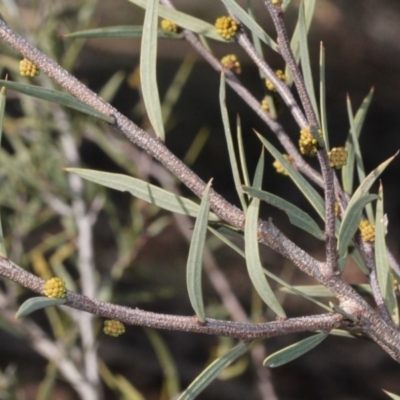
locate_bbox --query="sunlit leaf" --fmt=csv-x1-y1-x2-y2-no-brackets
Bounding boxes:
15,297,66,319
67,168,219,221
245,196,286,318
128,0,225,42
140,0,165,140
383,390,400,400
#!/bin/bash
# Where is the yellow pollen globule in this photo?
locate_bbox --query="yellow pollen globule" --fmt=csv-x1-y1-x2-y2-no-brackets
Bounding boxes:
265,69,287,91
19,58,40,78
42,277,67,299
160,19,179,33
220,54,241,74
273,154,294,175
299,127,321,156
359,220,375,242
328,147,348,169
103,319,126,337
215,16,238,40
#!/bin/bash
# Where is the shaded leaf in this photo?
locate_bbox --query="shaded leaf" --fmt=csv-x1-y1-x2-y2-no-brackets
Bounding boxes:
243,186,324,240
67,168,219,221
0,86,6,257
337,194,379,259
375,184,399,324
319,42,329,150
178,343,249,400
256,132,325,220
15,297,66,319
0,80,114,123
264,333,327,367
65,25,180,39
186,180,212,322
220,74,246,211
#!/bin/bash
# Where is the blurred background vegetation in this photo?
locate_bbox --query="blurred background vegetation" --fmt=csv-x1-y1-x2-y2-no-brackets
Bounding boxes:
1,1,400,399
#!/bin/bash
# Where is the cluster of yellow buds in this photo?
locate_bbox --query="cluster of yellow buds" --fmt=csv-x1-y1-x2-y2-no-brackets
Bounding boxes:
220,54,241,74
299,127,321,156
43,277,67,299
160,19,179,33
359,220,375,242
265,70,287,91
19,58,40,78
215,16,238,40
261,95,282,116
328,147,348,169
273,154,294,175
103,319,126,337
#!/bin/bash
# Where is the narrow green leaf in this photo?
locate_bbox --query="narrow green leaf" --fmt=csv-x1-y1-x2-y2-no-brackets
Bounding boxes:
256,132,325,220
264,333,327,368
128,0,225,42
298,1,320,125
337,194,379,259
279,284,372,297
99,70,126,103
286,0,316,85
245,197,286,318
15,297,66,319
220,0,277,50
65,25,180,39
208,226,330,311
236,115,250,188
178,342,249,400
319,42,329,150
186,180,212,322
243,186,324,240
66,168,219,221
375,184,399,324
252,149,264,189
141,0,165,140
0,80,114,123
338,153,397,257
145,329,180,397
342,89,374,195
383,390,400,400
0,86,7,257
219,74,246,211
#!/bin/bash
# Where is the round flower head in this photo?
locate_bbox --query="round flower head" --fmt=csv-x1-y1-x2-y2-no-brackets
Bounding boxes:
359,220,375,242
299,127,321,157
215,16,238,40
104,319,125,337
20,58,40,78
43,277,67,299
273,154,294,175
328,147,348,169
265,69,287,92
220,54,241,74
160,19,179,33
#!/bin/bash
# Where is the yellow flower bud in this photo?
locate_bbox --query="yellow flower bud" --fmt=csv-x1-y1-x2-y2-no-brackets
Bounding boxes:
359,220,375,242
215,16,238,40
328,147,348,169
220,54,241,74
299,127,321,157
160,19,179,33
43,277,67,299
273,154,294,175
19,58,40,78
103,319,125,337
